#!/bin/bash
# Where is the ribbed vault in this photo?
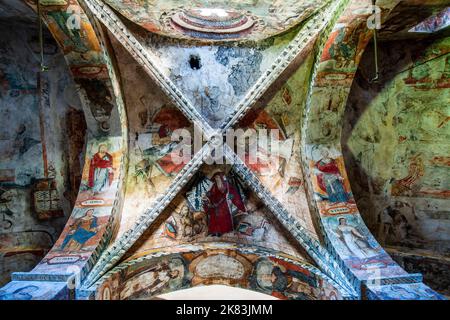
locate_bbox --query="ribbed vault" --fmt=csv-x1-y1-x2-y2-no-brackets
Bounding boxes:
0,0,447,300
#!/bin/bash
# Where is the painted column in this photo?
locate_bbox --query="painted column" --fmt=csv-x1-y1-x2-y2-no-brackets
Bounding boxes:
301,0,445,300
0,0,127,300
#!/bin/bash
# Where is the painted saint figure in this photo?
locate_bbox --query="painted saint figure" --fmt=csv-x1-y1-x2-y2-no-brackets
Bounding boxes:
88,144,113,194
122,259,185,299
314,150,349,203
203,172,246,236
334,217,378,260
60,209,98,251
264,264,316,300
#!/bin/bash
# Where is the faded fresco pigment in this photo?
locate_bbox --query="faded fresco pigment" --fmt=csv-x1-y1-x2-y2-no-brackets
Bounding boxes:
0,0,448,300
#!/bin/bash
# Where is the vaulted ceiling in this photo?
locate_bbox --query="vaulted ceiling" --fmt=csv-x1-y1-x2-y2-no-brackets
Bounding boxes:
0,0,448,301
103,0,330,41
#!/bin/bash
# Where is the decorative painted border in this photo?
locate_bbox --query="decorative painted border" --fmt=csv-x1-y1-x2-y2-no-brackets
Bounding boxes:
299,0,443,300
81,0,356,296
0,0,128,299
89,242,355,300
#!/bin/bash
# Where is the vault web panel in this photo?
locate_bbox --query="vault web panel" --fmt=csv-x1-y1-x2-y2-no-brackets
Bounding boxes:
121,164,313,264
139,28,300,128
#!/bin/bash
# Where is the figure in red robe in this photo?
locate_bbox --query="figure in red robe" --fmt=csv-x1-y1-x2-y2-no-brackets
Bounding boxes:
88,144,114,194
314,151,349,203
203,172,246,236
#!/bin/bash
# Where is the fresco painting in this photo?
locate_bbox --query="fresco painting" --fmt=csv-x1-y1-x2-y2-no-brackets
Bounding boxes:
0,16,84,286
130,105,191,187
252,257,345,300
322,214,407,279
235,56,320,240
308,146,358,217
140,27,299,128
54,207,111,253
107,37,194,239
367,282,445,300
124,166,307,259
30,123,125,275
103,0,329,41
0,0,447,301
343,35,450,294
0,0,128,287
95,247,343,300
0,281,68,300
75,137,122,207
297,0,435,291
29,205,113,275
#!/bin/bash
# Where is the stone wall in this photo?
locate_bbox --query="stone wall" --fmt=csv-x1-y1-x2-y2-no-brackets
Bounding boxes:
343,35,450,296
0,20,85,286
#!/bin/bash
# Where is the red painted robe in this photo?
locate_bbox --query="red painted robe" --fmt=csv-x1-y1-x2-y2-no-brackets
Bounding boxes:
315,158,349,203
204,174,246,235
315,159,340,193
155,124,185,175
88,152,113,188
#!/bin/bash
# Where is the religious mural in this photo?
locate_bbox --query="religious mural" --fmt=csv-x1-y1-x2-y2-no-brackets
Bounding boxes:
30,136,122,275
343,35,450,295
108,37,194,239
76,138,122,207
0,0,128,288
235,56,320,241
124,166,307,259
0,281,68,301
102,0,329,41
0,0,447,301
0,16,84,286
322,214,406,279
56,207,109,253
142,27,299,128
367,282,446,301
96,247,343,300
88,144,114,194
308,146,358,217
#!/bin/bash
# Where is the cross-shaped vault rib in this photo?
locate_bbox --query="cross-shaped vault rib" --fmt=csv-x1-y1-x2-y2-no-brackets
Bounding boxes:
81,0,216,139
220,0,347,132
84,142,212,287
81,0,217,287
81,0,354,293
223,145,355,295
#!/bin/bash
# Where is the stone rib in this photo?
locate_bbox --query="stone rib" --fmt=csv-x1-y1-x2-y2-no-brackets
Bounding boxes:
82,0,215,138
223,145,356,295
83,143,211,287
220,0,345,132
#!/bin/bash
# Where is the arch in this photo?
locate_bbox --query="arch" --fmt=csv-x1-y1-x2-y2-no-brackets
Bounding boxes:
0,0,445,301
300,0,444,299
91,244,347,300
76,0,357,297
0,0,127,299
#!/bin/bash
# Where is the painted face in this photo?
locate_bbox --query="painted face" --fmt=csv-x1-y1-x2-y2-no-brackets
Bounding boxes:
169,269,180,279
180,206,189,216
214,173,225,191
86,209,95,217
98,145,107,154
